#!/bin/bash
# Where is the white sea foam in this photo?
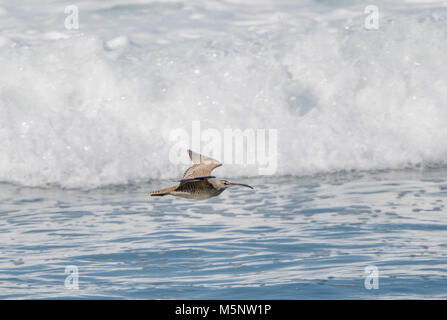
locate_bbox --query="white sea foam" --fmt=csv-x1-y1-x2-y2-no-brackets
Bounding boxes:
1,0,447,188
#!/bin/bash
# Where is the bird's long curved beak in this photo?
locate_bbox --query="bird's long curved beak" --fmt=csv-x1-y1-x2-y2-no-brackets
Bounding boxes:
228,182,254,189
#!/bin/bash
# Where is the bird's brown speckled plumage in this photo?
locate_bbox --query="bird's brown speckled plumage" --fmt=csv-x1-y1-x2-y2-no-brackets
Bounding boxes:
149,150,253,200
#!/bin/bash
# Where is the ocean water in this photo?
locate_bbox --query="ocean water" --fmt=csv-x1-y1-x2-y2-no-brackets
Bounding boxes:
1,0,447,299
2,169,447,299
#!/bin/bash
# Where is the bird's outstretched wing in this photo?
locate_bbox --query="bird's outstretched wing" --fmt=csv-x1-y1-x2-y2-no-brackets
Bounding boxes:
182,149,222,179
179,176,216,183
176,178,214,193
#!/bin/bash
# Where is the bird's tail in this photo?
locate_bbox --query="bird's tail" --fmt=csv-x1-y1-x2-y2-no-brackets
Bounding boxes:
149,185,177,197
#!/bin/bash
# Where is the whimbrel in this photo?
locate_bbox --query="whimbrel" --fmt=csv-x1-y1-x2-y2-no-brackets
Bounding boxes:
149,150,254,200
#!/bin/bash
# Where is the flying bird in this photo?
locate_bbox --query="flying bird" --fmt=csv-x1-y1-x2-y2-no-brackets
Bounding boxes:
149,149,254,200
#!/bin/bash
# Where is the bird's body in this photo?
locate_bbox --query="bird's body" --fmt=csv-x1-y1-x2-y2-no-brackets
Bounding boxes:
149,150,253,200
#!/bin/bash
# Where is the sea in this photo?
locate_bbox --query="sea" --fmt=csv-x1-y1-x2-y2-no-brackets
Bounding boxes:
1,0,447,299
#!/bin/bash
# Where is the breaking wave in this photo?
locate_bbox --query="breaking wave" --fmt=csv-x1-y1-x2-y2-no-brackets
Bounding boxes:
1,0,447,188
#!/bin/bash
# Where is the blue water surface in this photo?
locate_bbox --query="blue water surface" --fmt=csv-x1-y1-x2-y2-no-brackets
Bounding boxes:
1,168,447,299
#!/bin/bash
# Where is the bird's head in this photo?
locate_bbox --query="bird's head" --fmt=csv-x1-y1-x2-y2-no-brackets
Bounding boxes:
215,179,254,190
